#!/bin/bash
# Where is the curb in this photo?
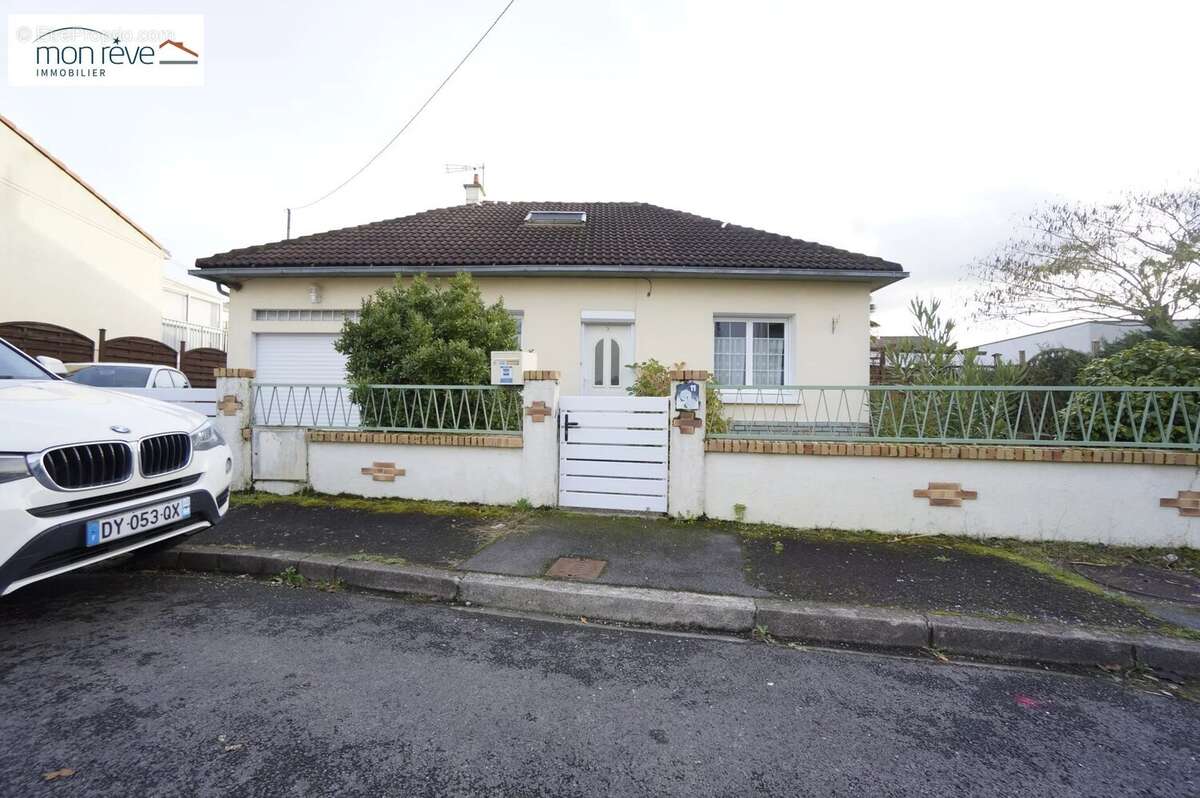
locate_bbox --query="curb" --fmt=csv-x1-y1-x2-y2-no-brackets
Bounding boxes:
143,544,1200,679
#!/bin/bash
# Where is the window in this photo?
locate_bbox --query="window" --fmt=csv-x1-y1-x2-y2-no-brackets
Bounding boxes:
713,317,789,386
69,366,152,387
170,370,191,388
163,290,187,322
524,210,586,225
509,311,524,348
253,309,361,322
154,369,174,388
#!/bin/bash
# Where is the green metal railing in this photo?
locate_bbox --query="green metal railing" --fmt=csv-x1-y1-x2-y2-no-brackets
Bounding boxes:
711,385,1200,450
251,384,523,434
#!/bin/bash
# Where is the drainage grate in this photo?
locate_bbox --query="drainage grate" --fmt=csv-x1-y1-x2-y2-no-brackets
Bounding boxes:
546,557,607,581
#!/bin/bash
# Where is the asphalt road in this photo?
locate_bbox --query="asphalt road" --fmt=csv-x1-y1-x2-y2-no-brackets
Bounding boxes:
0,571,1196,797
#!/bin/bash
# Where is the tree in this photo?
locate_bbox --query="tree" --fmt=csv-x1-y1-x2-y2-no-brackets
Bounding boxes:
336,273,518,385
973,186,1200,337
893,297,1025,385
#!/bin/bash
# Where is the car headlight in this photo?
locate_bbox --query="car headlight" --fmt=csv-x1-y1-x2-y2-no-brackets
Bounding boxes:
0,454,31,484
190,421,225,452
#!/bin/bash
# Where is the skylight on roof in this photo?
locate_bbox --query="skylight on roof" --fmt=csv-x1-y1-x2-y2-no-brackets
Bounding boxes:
524,210,586,225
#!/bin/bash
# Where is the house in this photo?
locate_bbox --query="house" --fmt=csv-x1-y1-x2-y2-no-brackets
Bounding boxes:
193,179,907,391
162,273,230,351
969,320,1165,364
0,113,169,347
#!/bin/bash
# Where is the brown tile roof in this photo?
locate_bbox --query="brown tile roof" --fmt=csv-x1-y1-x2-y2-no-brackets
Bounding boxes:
195,202,904,277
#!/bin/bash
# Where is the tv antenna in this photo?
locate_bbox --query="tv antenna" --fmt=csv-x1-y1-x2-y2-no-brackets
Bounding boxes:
445,162,486,186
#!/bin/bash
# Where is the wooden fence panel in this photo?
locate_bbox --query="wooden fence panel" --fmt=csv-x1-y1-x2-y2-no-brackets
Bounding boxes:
0,321,94,362
101,335,177,367
180,347,226,388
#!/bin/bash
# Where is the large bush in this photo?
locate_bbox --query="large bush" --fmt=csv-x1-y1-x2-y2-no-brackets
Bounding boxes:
1069,340,1200,446
335,273,520,430
1077,340,1200,386
336,273,518,385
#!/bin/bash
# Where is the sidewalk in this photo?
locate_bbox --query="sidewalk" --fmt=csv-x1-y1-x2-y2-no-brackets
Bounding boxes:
168,492,1200,678
197,493,1195,631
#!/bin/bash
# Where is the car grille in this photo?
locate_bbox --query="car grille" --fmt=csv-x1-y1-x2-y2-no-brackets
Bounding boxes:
41,443,133,490
140,433,192,478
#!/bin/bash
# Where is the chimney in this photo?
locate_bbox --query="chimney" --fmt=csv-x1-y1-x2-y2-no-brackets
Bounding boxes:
463,173,485,205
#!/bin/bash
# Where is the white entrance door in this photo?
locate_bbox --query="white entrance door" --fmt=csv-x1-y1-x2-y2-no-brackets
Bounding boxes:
559,395,669,512
581,323,633,395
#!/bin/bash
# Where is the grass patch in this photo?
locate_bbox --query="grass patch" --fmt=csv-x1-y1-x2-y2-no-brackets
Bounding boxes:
347,553,409,566
231,490,520,520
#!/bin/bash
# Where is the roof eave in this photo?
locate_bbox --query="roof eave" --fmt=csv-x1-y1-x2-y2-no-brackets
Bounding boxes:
190,263,908,289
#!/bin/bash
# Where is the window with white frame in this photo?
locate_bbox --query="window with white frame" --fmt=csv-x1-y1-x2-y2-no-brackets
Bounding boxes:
713,317,788,386
253,309,361,322
509,311,524,348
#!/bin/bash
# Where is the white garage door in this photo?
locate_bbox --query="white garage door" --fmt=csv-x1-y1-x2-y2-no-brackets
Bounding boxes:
254,333,348,383
253,334,352,426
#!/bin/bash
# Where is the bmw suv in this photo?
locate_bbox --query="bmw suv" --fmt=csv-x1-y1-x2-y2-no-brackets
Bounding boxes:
0,338,232,595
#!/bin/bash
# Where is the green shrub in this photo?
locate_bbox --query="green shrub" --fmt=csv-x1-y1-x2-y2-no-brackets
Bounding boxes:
1023,348,1092,386
336,273,518,386
628,358,728,433
1078,340,1200,386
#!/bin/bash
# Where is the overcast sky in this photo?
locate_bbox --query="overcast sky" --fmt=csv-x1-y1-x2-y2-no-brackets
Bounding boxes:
6,0,1199,345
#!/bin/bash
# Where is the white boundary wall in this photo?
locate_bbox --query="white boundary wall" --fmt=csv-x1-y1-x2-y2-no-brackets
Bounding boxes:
308,441,523,504
704,452,1200,548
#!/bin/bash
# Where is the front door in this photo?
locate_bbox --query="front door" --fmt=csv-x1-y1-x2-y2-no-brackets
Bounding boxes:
581,323,633,395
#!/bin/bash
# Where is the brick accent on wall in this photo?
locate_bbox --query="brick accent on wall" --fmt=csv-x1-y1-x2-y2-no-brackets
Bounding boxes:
913,482,978,507
523,370,560,381
672,410,703,435
703,439,1200,466
213,368,255,378
668,370,711,381
217,394,243,416
307,430,522,448
361,462,405,482
1160,491,1200,517
525,401,553,422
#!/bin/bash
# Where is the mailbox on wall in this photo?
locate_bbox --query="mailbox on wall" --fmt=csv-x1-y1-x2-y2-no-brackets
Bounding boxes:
490,351,538,385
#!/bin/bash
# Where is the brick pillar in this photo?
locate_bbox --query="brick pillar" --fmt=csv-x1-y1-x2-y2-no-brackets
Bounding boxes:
521,371,561,507
213,368,254,491
668,370,708,518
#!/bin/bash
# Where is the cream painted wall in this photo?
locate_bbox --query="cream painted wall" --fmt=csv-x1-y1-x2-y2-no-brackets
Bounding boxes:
225,275,873,390
705,452,1200,547
1,123,166,341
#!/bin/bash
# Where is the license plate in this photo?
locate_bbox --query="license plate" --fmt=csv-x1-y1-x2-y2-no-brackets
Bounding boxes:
85,497,191,547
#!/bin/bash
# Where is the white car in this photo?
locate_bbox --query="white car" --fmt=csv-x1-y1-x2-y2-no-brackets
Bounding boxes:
66,362,192,389
0,338,231,596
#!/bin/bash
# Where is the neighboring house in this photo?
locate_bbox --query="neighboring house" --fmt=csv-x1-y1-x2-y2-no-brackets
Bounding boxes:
970,321,1161,364
0,113,168,343
193,181,907,392
162,275,229,351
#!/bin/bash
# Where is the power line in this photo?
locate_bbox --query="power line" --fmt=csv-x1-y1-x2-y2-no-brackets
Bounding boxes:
290,0,516,216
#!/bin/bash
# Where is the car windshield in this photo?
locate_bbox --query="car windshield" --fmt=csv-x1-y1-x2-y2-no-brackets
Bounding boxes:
68,365,152,387
0,343,53,380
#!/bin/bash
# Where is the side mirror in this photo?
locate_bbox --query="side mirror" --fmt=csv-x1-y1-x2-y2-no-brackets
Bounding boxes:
36,355,68,375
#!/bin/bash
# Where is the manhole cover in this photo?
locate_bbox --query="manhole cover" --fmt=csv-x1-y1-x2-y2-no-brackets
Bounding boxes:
1072,563,1200,604
546,557,606,581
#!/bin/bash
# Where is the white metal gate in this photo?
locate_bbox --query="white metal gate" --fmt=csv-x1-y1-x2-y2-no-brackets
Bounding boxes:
558,395,669,512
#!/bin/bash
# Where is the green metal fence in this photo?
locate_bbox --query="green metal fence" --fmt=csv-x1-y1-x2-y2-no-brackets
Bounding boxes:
711,385,1200,450
251,384,523,434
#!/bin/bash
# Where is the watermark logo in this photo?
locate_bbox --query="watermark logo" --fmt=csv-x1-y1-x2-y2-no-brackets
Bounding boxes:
9,14,204,87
